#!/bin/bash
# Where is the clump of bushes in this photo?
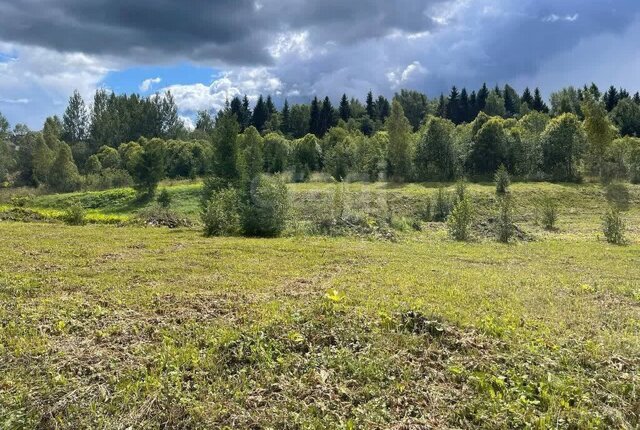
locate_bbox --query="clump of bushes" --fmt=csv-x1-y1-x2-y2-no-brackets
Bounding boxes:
431,187,453,222
496,197,514,243
202,188,242,236
447,197,474,241
538,197,559,231
157,189,172,208
602,207,626,245
62,202,86,226
201,174,289,238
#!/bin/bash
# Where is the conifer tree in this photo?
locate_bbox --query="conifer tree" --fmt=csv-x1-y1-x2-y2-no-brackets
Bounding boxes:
63,90,89,143
477,83,490,112
366,91,376,119
339,94,350,122
212,112,240,181
309,97,321,136
280,99,291,135
252,95,269,132
48,142,82,192
521,87,534,110
446,86,460,124
532,88,549,113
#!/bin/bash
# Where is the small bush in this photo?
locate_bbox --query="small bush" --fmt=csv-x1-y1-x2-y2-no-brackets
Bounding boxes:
332,181,347,221
539,197,558,231
242,175,290,237
62,203,86,226
432,188,452,222
496,197,514,243
10,195,31,208
200,176,231,210
157,189,172,208
448,197,474,241
455,179,467,202
602,207,626,245
495,164,511,194
201,188,242,237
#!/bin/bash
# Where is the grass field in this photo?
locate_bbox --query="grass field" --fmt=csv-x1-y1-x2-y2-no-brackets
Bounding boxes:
1,181,639,428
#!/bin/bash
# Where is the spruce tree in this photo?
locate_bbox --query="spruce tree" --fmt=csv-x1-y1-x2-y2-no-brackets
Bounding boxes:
319,97,335,137
532,88,549,113
503,85,520,117
230,96,244,129
521,87,534,110
376,95,390,121
241,95,252,129
212,112,240,181
339,94,350,122
339,94,351,122
477,83,489,112
437,94,447,118
469,91,478,118
47,143,82,192
604,86,619,112
252,95,269,132
459,88,470,123
309,97,321,136
280,99,291,135
366,91,376,119
446,86,460,124
63,90,89,143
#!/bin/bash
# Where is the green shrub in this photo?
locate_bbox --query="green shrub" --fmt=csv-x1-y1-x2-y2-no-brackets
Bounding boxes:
242,175,290,237
448,197,474,241
10,195,31,208
496,197,514,243
200,176,231,210
539,197,558,231
494,164,511,194
201,188,242,237
432,188,452,222
157,189,172,208
602,207,626,245
455,179,467,202
62,203,86,226
332,182,347,221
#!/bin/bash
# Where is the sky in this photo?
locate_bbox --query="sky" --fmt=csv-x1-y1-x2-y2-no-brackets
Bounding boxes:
0,0,639,129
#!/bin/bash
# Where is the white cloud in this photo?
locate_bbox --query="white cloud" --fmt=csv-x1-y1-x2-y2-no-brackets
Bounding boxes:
180,115,195,131
268,31,311,59
161,67,283,114
387,61,428,88
543,13,579,23
139,77,161,92
0,41,115,127
0,98,29,104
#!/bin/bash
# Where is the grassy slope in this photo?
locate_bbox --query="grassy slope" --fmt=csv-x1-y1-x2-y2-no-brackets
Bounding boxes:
1,207,639,428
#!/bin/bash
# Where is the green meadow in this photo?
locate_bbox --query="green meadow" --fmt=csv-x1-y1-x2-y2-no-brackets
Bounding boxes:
0,181,639,428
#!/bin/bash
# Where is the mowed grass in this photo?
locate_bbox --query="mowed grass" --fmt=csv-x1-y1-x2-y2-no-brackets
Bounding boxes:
1,211,639,428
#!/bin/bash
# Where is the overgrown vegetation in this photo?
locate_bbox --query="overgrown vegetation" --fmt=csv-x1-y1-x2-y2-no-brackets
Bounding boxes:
0,221,638,428
602,206,626,245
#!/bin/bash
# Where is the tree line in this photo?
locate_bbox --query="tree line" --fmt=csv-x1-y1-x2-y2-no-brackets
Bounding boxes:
1,82,640,195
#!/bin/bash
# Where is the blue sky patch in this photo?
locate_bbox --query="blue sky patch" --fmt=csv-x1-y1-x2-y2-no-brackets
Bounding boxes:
101,62,218,94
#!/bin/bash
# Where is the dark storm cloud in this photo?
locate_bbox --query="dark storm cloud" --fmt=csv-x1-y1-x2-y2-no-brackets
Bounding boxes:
0,0,448,65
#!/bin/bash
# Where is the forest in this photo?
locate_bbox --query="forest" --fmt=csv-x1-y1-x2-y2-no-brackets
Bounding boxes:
1,82,640,198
